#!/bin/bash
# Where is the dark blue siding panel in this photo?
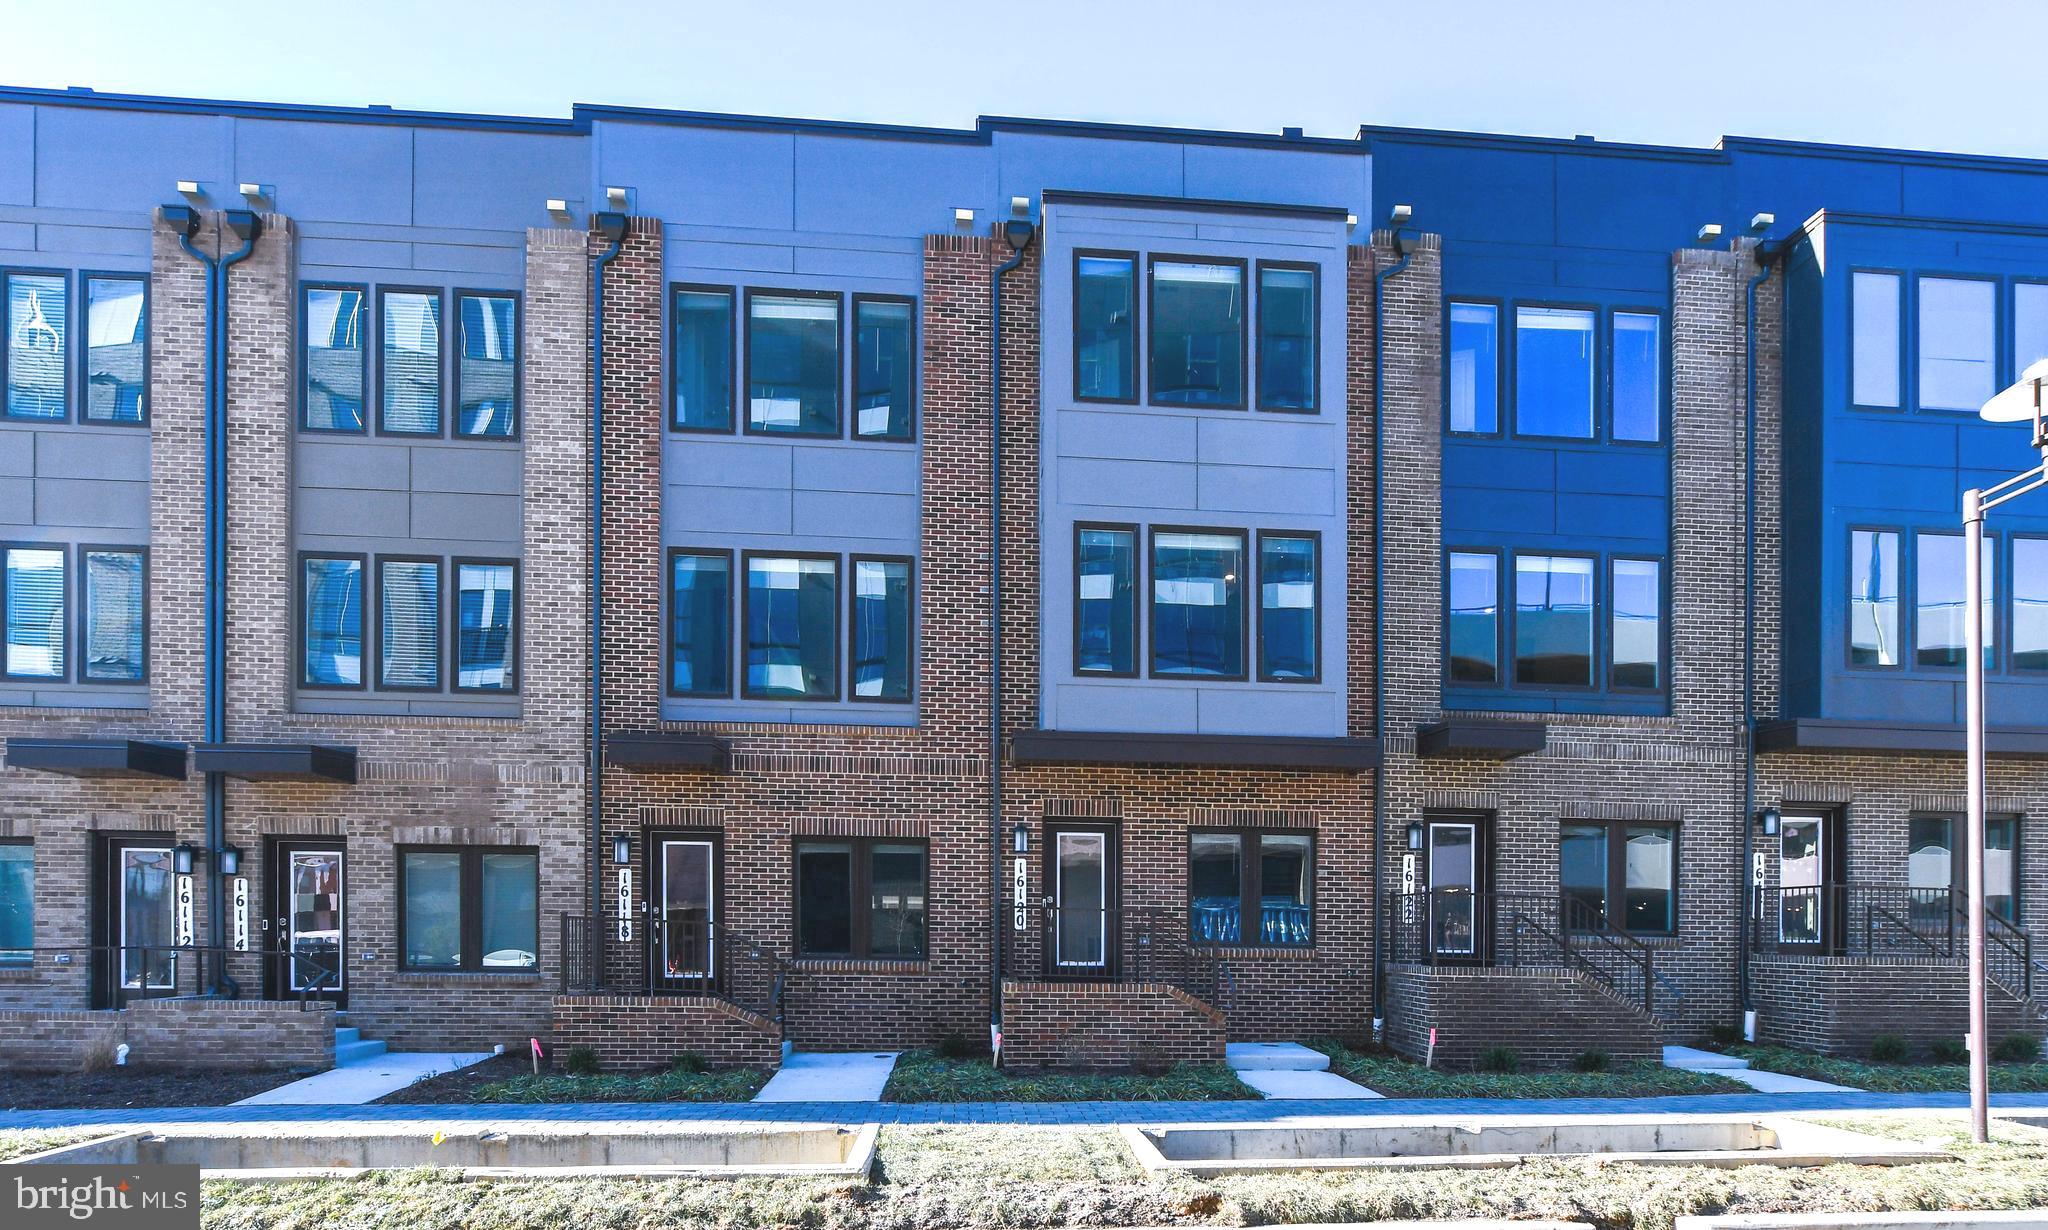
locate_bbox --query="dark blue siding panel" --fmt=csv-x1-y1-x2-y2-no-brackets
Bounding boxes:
235,119,412,225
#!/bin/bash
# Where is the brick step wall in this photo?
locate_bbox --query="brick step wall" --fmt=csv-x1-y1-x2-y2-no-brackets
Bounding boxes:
1000,980,1227,1071
1384,964,1664,1070
1752,957,2047,1056
552,994,783,1072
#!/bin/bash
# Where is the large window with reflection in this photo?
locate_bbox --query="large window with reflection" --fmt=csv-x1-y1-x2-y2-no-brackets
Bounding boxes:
1447,551,1500,685
853,296,914,440
301,554,364,688
84,275,147,424
4,546,64,680
744,554,838,699
1151,529,1245,678
1915,531,1994,669
1448,302,1499,434
456,293,518,438
746,291,840,436
1074,525,1137,675
5,272,66,421
455,560,518,692
1257,533,1317,682
673,286,735,431
1189,830,1312,948
1513,554,1595,687
2017,537,2048,672
1609,558,1662,690
1560,820,1677,935
1256,263,1316,411
850,556,912,700
1852,271,1902,408
81,547,145,683
1917,275,1995,411
303,285,367,431
670,550,732,696
795,838,926,959
1149,259,1245,408
378,289,442,435
1850,529,1901,667
1610,312,1662,443
1074,253,1137,402
1514,307,1595,438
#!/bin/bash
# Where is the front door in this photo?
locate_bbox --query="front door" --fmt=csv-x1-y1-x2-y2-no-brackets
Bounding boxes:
267,841,346,1005
1426,818,1485,960
1776,813,1831,947
650,832,718,992
93,838,180,1008
1046,824,1115,977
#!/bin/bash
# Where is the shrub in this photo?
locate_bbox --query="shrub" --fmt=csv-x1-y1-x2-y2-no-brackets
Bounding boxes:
935,1030,976,1060
668,1052,708,1074
1928,1036,1969,1065
1475,1045,1521,1074
1705,1023,1743,1049
1571,1048,1611,1073
563,1045,601,1076
76,1029,121,1074
1868,1033,1910,1064
1994,1034,2043,1063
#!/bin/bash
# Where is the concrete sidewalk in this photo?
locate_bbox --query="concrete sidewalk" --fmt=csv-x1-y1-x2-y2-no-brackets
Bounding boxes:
234,1051,494,1106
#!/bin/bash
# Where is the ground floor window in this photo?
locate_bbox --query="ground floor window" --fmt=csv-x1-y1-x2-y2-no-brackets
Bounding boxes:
1188,829,1312,947
1559,820,1677,934
793,838,927,959
397,846,538,972
0,840,29,963
1909,814,2020,923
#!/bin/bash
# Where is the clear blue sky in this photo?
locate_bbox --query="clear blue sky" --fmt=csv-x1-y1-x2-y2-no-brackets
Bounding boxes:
4,0,2045,157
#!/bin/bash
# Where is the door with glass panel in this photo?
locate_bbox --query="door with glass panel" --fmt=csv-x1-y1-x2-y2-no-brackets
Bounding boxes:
1424,818,1486,960
266,841,346,1005
94,839,180,1007
649,832,718,992
1776,814,1832,947
1045,825,1115,977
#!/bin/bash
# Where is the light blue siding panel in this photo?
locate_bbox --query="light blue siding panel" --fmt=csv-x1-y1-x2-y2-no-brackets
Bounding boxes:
1554,492,1666,540
1443,488,1555,534
0,477,33,523
791,489,917,539
0,105,32,205
1183,145,1364,212
411,446,521,495
1555,448,1665,495
410,492,521,541
793,135,992,237
408,243,523,277
1831,415,1957,466
1196,687,1337,737
1445,444,1556,491
1198,464,1336,516
1829,462,1963,514
297,441,408,491
36,430,148,480
667,440,794,491
666,484,791,536
792,445,918,495
1057,457,1197,509
995,132,1187,204
667,240,796,274
1062,411,1199,463
36,223,146,258
414,129,583,232
34,108,227,214
297,487,408,538
297,237,414,270
1196,417,1340,469
791,245,921,280
0,433,33,477
597,123,794,229
234,118,412,225
1052,682,1197,733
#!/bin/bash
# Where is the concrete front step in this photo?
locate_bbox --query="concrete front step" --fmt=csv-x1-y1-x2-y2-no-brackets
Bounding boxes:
334,1026,361,1048
336,1038,389,1065
1225,1042,1330,1072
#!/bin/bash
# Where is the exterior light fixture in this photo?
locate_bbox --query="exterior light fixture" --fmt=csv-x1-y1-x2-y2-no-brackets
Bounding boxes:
1697,222,1724,244
1405,821,1424,852
1012,823,1030,855
218,844,242,876
1755,807,1780,838
1010,196,1031,216
612,834,631,865
954,207,975,225
1346,213,1359,228
1388,203,1413,226
239,182,273,204
605,186,629,209
1750,212,1776,232
172,843,198,875
175,179,202,197
545,198,569,219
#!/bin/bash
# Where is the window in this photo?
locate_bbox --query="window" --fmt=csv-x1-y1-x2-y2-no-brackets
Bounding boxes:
1514,306,1594,438
1256,263,1317,411
1513,554,1594,687
1850,529,1901,667
2017,283,2048,377
670,550,731,696
1559,821,1677,934
1609,558,1662,690
744,555,838,699
4,546,65,680
1151,529,1245,678
853,296,914,440
454,560,517,691
1448,302,1499,434
1915,531,1994,669
84,275,146,424
5,272,66,420
1150,259,1245,408
850,557,912,700
1075,253,1137,402
1918,276,1995,411
301,555,364,687
793,838,927,959
746,291,839,435
1188,830,1312,947
80,547,145,683
376,558,440,690
303,285,367,431
456,293,517,438
398,846,538,972
1447,551,1500,685
673,286,734,431
1611,312,1662,442
1074,525,1137,675
1257,533,1317,682
0,841,28,964
1852,271,1901,408
379,289,442,435
2017,537,2048,672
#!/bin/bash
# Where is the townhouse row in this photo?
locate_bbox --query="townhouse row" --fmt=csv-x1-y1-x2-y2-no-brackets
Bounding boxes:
0,85,2042,1072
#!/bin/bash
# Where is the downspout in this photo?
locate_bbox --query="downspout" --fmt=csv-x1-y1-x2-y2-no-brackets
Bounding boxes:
1369,220,1413,1036
988,218,1036,1061
588,212,628,975
1738,242,1776,1027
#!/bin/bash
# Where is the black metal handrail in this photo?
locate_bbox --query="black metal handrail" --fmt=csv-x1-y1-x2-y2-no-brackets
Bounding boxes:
558,914,787,1024
1386,890,1656,1018
1,944,339,1009
1007,904,1235,1016
1749,883,2035,1000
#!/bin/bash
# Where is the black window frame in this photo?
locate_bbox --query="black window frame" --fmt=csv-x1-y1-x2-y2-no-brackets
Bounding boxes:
75,543,148,686
669,282,738,434
1605,553,1668,695
298,281,371,434
1072,520,1140,679
1,541,68,683
450,556,521,695
1185,827,1316,950
1443,546,1504,689
1848,267,1906,413
1559,819,1680,937
1146,523,1250,682
739,550,842,701
1508,549,1600,693
2,267,71,424
1845,524,1905,671
374,284,447,439
0,836,30,964
451,288,522,441
1606,306,1668,446
847,553,915,704
667,546,735,698
2014,532,2048,674
1444,296,1504,438
1072,248,1141,405
850,292,917,442
742,287,843,439
1147,253,1249,411
395,844,541,974
1509,301,1601,443
372,553,444,693
1254,529,1321,684
297,550,368,691
79,270,150,428
1254,259,1320,414
791,836,929,960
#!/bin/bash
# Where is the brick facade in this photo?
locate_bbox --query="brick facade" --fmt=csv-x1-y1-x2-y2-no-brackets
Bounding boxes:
1383,965,1663,1069
0,1000,334,1072
551,995,782,1071
1000,980,1225,1071
1751,957,2045,1056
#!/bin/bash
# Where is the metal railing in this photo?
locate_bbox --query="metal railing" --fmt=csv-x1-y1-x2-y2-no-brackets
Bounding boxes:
1750,883,2034,1000
559,914,787,1024
1,944,337,1009
1007,904,1236,1016
1386,890,1658,1019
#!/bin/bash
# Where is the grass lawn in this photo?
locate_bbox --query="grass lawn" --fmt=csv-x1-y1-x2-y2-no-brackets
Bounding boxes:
0,1129,113,1162
882,1050,1259,1102
1309,1039,1749,1098
376,1052,770,1104
196,1116,2048,1230
1735,1045,2048,1093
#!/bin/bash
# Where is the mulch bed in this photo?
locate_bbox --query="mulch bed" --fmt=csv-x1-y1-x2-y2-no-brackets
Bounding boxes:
373,1052,533,1104
0,1066,309,1110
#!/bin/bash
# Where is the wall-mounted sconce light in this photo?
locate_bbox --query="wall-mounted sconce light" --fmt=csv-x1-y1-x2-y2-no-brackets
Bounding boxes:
953,207,975,226
1750,212,1776,233
172,843,198,876
605,186,629,210
1010,196,1030,216
1756,807,1781,838
1388,203,1413,227
1697,222,1724,244
238,183,273,205
175,179,202,198
1012,823,1031,855
1406,821,1424,852
612,834,632,865
218,844,242,876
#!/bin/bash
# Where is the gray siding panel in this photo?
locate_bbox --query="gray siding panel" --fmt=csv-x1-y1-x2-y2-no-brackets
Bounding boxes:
297,486,410,539
410,491,521,541
35,477,148,529
791,445,917,495
411,446,522,495
791,489,916,540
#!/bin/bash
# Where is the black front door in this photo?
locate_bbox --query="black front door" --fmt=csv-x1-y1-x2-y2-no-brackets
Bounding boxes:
1045,823,1116,978
92,837,181,1008
1774,811,1845,951
1423,815,1489,962
265,840,346,1005
648,831,719,993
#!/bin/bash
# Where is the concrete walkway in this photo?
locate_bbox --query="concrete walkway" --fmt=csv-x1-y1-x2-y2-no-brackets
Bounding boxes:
1226,1041,1383,1100
10,1089,2048,1130
234,1051,494,1106
1663,1045,1861,1095
753,1052,898,1102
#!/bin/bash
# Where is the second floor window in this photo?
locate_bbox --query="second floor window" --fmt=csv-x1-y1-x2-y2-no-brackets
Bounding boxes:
745,554,839,699
747,291,839,436
1447,550,1501,685
3,546,64,680
82,548,146,683
2018,537,2048,672
1450,550,1665,698
850,557,912,701
84,275,147,424
671,550,918,704
1152,529,1245,678
1850,529,1901,667
302,553,517,693
670,550,732,696
1257,533,1318,682
1075,253,1137,402
1150,259,1245,408
1914,531,1994,670
1514,553,1596,687
455,561,518,691
1074,525,1137,675
377,558,441,690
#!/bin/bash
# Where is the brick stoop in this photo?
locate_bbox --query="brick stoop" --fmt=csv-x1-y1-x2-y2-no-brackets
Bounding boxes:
552,994,784,1072
1751,957,2048,1056
1384,964,1665,1070
1000,979,1227,1071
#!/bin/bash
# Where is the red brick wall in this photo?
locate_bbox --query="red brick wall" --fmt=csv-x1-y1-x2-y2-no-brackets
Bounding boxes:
1001,979,1225,1071
552,994,781,1071
0,1000,334,1071
1383,965,1662,1069
1751,957,2045,1056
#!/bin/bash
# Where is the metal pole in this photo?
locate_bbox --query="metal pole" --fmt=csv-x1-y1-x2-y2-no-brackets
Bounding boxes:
1963,486,1990,1145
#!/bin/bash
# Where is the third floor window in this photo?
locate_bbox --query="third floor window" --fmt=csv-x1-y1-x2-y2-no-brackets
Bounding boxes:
1849,526,2046,675
2,269,148,425
300,284,519,439
1448,300,1664,443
